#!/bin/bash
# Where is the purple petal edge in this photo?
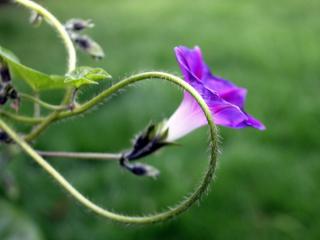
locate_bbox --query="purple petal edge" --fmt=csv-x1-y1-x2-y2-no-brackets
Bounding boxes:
167,46,266,141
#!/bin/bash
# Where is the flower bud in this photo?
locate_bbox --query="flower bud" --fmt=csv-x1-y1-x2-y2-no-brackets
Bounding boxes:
7,87,18,100
0,74,19,108
130,163,159,177
120,158,159,178
0,130,11,144
0,62,11,83
122,122,170,161
74,35,105,59
65,19,94,32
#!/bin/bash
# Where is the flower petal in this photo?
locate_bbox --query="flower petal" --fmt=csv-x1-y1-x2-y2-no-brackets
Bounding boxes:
218,87,247,109
169,45,266,141
190,84,249,128
210,102,248,127
236,113,266,130
166,92,207,142
174,46,204,83
175,46,249,109
166,90,249,141
204,72,237,93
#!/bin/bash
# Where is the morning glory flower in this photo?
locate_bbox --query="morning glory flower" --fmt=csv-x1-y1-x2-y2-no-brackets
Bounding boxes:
166,46,265,142
120,46,265,168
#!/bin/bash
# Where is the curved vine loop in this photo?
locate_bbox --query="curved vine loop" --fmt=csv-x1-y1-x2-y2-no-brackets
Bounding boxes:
14,0,77,73
13,0,78,141
0,73,219,224
5,0,219,225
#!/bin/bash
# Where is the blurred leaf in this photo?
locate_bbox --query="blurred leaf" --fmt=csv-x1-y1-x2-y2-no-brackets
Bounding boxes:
0,200,44,240
65,66,111,88
0,46,110,91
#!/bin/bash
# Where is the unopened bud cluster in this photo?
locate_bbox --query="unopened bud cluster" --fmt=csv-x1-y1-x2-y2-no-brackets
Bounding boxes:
120,122,170,177
65,18,94,32
0,60,19,110
65,19,104,59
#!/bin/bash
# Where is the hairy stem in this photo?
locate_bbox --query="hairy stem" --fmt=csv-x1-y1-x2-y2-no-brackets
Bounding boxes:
24,72,217,141
24,112,59,142
0,72,219,224
59,72,202,118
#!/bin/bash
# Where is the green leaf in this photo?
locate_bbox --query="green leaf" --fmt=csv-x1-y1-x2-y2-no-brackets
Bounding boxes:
0,46,63,91
0,46,111,91
0,200,44,240
65,66,111,88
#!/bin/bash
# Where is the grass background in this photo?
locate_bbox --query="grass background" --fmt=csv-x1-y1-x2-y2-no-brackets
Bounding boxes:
0,0,320,239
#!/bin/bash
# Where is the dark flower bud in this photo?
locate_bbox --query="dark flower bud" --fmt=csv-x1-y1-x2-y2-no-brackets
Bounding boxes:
0,62,11,83
74,36,91,49
120,158,159,178
131,164,159,177
7,87,18,99
0,130,11,144
0,80,19,109
131,165,148,175
65,19,94,32
74,35,105,60
3,84,18,99
65,19,105,60
122,122,171,161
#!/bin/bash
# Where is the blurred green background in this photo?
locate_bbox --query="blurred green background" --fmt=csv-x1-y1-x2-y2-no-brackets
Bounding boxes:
1,0,320,239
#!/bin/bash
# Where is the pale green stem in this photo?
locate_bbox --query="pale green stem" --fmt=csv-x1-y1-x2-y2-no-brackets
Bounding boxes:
33,92,41,118
20,93,68,111
37,150,121,160
24,72,218,141
0,110,44,124
14,0,76,73
13,0,77,141
58,72,203,118
0,73,219,224
24,113,58,142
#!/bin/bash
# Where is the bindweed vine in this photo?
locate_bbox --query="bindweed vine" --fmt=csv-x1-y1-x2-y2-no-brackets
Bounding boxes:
0,0,265,225
14,0,77,73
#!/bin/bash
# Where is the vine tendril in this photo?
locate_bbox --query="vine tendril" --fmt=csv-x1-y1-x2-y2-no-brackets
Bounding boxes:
14,0,76,73
13,0,78,141
0,73,219,224
20,93,68,111
2,0,220,225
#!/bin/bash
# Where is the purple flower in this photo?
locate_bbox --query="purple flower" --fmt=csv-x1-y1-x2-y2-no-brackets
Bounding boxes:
166,46,265,141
